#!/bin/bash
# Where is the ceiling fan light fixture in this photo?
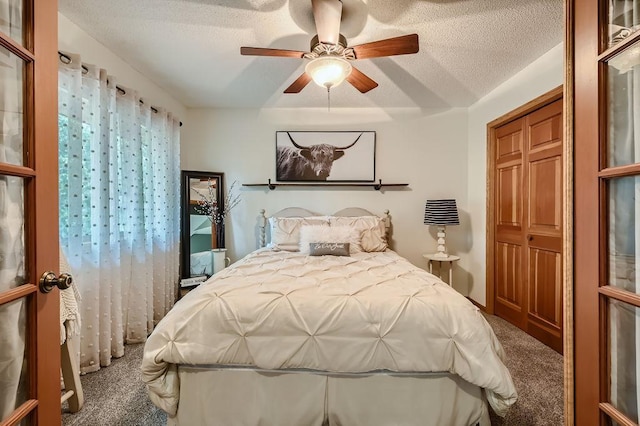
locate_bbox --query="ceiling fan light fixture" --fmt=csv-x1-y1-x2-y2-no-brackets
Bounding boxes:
305,56,352,89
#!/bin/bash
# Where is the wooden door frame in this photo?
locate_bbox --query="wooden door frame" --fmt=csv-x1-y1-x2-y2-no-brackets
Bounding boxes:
563,2,575,423
572,0,608,423
484,83,573,425
34,0,61,423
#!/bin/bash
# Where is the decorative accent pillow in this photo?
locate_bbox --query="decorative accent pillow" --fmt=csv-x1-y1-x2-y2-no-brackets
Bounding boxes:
299,225,362,254
309,242,350,256
269,216,330,251
329,216,387,252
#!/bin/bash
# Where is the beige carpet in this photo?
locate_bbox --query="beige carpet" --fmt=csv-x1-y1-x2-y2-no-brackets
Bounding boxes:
61,343,166,426
63,313,563,425
484,313,564,425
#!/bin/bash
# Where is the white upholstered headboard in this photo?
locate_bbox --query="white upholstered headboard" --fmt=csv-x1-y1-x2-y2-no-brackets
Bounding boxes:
258,207,391,248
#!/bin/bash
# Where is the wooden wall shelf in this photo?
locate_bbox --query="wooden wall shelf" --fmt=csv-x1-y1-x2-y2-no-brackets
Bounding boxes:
242,179,409,191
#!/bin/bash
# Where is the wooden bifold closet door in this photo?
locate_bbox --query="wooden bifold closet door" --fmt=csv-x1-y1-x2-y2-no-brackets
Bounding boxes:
493,97,563,354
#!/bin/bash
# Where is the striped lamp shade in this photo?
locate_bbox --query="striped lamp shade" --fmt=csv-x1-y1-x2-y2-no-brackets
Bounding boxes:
424,199,460,226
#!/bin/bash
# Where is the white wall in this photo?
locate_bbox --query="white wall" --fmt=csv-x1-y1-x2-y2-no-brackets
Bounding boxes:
58,13,187,120
466,42,564,305
60,12,562,302
182,107,475,294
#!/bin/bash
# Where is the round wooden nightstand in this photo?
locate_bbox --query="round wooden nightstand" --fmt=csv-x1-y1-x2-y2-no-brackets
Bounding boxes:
423,254,460,287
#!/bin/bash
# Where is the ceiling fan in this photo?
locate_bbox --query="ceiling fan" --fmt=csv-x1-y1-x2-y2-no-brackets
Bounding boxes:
240,0,419,94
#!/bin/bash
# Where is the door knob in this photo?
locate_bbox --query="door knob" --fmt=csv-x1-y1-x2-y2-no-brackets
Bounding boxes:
39,271,73,293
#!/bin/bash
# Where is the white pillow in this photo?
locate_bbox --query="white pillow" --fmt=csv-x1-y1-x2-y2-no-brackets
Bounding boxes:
299,225,362,254
269,216,330,251
328,216,387,252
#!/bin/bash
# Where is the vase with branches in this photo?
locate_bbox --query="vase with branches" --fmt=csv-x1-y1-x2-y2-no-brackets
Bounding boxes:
194,179,241,249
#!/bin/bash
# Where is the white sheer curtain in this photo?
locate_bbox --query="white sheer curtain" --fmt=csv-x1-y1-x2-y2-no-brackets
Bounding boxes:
58,53,180,374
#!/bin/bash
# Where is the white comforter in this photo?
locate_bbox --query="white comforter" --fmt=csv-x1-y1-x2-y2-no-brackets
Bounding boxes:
142,249,517,416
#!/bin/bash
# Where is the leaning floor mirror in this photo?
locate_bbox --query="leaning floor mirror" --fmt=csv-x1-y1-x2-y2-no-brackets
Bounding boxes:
180,170,225,278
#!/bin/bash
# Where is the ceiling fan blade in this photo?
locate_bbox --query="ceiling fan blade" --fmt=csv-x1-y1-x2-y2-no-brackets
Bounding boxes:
284,72,312,94
351,34,419,59
311,0,342,45
240,47,307,58
346,66,378,93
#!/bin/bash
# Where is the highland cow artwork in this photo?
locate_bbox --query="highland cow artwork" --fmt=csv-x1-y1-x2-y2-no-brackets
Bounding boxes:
275,131,376,182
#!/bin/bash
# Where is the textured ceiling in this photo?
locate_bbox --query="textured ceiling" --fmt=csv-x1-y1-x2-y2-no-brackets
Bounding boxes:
58,0,563,109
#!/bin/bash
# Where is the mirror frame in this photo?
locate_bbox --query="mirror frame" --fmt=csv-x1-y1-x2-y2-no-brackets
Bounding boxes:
180,170,225,278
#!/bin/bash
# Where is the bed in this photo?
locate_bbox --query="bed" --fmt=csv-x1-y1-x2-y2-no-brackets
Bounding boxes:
141,207,517,425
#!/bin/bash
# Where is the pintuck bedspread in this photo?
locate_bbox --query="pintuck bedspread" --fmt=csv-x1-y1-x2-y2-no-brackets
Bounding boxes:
141,249,517,417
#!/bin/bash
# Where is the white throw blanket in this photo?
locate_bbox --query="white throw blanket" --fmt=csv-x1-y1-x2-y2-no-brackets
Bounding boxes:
142,249,517,416
59,249,81,345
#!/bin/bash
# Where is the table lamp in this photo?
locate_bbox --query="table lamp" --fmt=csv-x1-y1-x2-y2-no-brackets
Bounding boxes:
424,199,459,259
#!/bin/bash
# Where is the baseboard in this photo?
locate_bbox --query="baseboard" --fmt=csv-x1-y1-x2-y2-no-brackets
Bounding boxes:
467,297,486,312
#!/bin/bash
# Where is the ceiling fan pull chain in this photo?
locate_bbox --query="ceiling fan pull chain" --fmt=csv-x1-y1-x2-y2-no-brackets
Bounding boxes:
327,86,331,112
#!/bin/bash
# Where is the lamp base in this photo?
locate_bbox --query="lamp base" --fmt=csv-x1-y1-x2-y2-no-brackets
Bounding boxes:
432,226,449,259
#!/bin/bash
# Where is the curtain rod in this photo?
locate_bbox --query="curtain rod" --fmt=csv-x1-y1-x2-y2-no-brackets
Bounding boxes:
58,51,182,127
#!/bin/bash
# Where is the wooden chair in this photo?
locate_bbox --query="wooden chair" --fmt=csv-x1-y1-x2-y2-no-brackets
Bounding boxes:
59,248,84,412
61,336,84,412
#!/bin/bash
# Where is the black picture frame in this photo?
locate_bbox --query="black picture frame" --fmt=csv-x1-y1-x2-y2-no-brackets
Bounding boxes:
275,131,376,182
180,170,225,278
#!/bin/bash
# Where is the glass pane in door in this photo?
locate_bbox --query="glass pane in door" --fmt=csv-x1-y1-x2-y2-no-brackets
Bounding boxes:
17,415,32,426
0,0,23,45
0,175,25,289
608,176,640,292
0,297,28,423
609,299,640,423
607,44,640,168
0,44,24,166
609,0,640,46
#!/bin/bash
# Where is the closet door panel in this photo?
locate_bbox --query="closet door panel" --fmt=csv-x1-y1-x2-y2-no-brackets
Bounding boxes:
528,156,562,234
495,118,526,328
495,242,524,325
527,246,562,351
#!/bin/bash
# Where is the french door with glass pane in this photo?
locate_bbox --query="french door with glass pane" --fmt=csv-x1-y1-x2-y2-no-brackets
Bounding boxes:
0,0,61,425
575,0,640,424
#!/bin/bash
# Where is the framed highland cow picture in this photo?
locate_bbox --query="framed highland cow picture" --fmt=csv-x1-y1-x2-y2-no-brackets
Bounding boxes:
275,131,376,182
